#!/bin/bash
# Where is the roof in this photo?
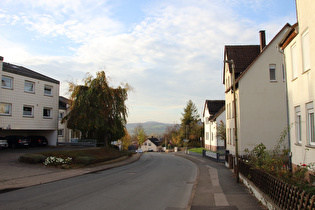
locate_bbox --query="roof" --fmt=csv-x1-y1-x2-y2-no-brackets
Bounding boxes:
279,23,298,50
223,45,261,84
203,100,225,119
147,137,161,146
223,23,292,88
2,62,59,84
59,96,69,110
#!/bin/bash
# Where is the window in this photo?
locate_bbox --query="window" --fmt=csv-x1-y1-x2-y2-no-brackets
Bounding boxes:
291,43,298,79
307,102,314,145
58,129,64,137
302,30,310,72
23,105,34,117
43,108,52,118
0,103,12,115
44,85,53,96
1,76,13,89
24,81,35,93
59,112,64,119
295,106,302,144
206,132,209,140
269,64,276,81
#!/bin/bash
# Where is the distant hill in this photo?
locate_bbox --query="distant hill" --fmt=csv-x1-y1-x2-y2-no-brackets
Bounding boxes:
126,121,176,136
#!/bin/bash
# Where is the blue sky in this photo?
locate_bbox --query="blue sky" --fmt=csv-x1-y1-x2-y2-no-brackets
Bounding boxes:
0,0,296,124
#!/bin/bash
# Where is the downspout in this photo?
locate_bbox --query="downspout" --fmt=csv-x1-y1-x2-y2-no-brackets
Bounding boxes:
278,46,292,172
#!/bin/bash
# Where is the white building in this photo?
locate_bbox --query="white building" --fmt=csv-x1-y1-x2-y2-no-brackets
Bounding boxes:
279,0,315,174
223,25,290,155
203,100,225,151
0,57,60,145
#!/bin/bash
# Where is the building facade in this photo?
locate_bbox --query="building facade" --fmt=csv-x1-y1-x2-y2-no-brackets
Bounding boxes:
279,0,315,171
203,100,225,151
224,26,290,155
0,57,60,145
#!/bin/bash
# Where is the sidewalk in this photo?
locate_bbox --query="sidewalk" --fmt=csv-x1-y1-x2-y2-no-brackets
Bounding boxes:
176,151,265,210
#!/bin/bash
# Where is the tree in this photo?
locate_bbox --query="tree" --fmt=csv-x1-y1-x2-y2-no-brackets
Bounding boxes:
179,100,203,146
63,71,131,147
131,124,147,146
120,128,132,150
217,120,226,148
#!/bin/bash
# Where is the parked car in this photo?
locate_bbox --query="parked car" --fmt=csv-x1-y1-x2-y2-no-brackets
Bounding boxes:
5,135,30,148
147,149,153,152
27,135,48,147
0,137,9,149
136,148,143,153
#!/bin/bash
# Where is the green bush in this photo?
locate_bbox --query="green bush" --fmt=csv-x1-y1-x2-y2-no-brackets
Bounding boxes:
18,154,46,164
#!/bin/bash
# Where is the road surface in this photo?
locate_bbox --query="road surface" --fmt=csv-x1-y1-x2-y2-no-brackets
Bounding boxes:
0,152,197,210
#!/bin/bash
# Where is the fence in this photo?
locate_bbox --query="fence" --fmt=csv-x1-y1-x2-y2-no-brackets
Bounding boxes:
203,150,226,163
57,139,97,147
239,159,315,209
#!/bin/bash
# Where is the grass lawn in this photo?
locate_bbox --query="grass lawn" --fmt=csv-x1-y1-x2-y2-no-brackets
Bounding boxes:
188,147,207,154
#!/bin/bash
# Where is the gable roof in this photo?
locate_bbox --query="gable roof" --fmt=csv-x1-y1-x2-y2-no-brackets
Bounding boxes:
223,23,292,88
147,137,161,146
203,100,225,119
223,45,261,84
235,23,291,85
2,62,59,84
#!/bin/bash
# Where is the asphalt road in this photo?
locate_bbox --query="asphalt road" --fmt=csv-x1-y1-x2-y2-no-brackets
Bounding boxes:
0,152,197,210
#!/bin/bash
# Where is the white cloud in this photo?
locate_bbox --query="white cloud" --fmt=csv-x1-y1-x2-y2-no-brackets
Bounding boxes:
0,0,296,123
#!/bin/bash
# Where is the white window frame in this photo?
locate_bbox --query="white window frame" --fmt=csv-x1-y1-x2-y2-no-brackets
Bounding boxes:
307,102,314,145
1,76,13,89
269,64,276,81
0,103,12,115
43,107,52,118
24,81,35,93
23,105,34,117
291,43,298,80
295,106,302,144
44,85,53,96
302,30,311,72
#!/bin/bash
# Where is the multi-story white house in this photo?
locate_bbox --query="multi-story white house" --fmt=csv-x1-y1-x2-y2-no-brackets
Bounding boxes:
279,0,315,174
203,100,225,151
58,96,80,143
223,25,291,155
0,57,60,145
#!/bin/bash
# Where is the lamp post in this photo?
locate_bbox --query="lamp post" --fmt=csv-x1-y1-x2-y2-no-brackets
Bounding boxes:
225,59,239,183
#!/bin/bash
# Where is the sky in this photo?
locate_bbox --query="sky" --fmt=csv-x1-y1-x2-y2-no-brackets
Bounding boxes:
0,0,296,124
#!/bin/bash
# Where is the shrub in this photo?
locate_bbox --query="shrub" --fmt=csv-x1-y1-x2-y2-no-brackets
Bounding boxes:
18,154,46,164
74,156,96,165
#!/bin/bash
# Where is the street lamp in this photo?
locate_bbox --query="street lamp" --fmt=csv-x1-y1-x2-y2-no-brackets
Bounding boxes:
225,59,239,183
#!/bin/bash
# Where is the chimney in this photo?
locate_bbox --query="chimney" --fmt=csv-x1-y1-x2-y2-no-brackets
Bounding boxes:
259,30,266,52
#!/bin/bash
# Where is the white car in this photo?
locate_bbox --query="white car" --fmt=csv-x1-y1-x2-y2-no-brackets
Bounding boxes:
0,137,9,149
136,149,143,153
